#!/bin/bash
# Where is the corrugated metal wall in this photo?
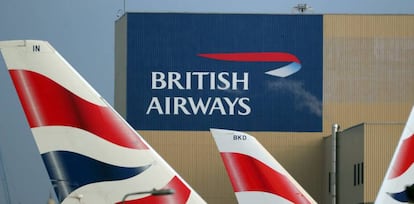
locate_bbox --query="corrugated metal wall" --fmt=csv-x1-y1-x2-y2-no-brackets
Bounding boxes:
116,14,414,204
114,15,127,117
364,123,404,202
324,15,414,129
323,15,414,204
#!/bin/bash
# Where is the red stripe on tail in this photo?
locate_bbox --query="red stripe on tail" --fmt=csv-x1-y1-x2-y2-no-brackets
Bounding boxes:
221,152,311,204
9,69,148,150
388,134,414,179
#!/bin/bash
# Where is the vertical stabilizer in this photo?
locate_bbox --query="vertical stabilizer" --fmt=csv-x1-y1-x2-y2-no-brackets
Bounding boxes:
210,128,316,204
375,107,414,203
0,40,206,204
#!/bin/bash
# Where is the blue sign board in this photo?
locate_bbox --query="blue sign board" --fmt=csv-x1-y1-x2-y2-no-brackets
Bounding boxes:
125,13,323,131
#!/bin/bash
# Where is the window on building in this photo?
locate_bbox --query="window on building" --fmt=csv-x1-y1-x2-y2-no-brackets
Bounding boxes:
353,162,364,186
329,172,331,193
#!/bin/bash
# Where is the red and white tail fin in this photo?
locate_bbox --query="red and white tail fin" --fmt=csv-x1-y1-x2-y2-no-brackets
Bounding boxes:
0,40,206,204
210,128,316,204
375,106,414,203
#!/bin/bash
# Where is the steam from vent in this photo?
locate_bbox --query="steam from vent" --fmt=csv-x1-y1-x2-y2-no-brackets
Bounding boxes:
268,79,322,117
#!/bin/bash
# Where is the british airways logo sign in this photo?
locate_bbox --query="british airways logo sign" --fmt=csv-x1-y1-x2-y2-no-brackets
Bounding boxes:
147,52,300,116
198,52,301,77
124,13,323,131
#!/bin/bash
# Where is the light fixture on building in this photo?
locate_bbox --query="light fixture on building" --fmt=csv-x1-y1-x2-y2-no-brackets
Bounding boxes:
292,4,313,13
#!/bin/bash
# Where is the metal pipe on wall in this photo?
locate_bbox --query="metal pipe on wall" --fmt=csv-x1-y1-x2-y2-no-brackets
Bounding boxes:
332,123,340,204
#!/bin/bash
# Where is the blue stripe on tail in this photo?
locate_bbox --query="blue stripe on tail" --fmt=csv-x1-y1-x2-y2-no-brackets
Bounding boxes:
388,190,408,202
42,151,151,202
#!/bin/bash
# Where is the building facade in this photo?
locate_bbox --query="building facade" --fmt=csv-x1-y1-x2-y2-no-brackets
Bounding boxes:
115,14,414,203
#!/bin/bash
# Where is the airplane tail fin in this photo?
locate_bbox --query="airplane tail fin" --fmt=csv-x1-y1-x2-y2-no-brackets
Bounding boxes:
0,40,206,204
210,128,316,204
375,106,414,203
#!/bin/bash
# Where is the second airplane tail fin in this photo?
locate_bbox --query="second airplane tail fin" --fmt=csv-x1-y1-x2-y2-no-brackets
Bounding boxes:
210,128,316,204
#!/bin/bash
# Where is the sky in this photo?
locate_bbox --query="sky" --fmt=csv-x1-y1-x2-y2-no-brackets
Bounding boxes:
0,0,413,203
